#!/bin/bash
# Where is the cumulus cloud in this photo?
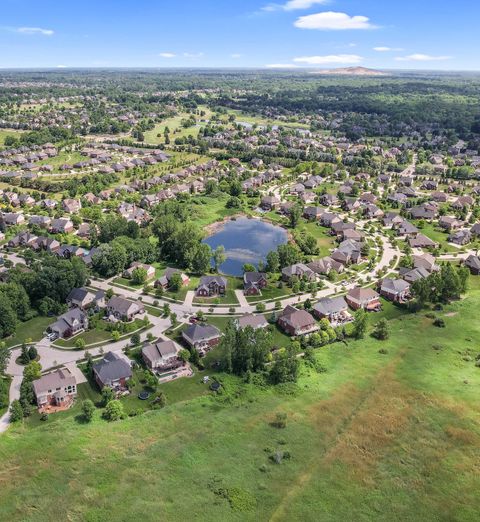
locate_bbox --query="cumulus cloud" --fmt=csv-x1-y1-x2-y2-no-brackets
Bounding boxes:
230,53,242,58
395,53,451,62
15,27,54,36
158,52,176,58
183,52,204,58
293,54,363,64
263,0,329,11
373,46,403,52
294,11,377,30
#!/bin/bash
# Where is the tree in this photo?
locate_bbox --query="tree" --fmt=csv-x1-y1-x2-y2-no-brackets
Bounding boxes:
103,400,124,421
289,204,302,228
19,343,30,365
131,266,148,285
243,263,256,273
81,399,95,422
131,332,141,346
269,346,300,384
352,309,368,339
266,250,280,273
178,349,190,363
75,337,86,350
212,245,226,273
23,360,41,381
162,303,171,317
0,293,17,339
170,312,178,327
111,330,120,342
373,318,389,340
143,370,158,390
169,272,183,292
101,386,115,406
28,346,38,361
9,400,23,422
191,243,212,274
0,341,10,374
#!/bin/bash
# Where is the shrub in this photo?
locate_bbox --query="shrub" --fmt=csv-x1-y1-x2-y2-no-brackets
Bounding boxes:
81,399,95,422
433,318,446,328
103,400,125,421
271,412,287,429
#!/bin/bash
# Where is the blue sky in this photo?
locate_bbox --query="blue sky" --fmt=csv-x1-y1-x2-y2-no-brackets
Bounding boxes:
0,0,478,70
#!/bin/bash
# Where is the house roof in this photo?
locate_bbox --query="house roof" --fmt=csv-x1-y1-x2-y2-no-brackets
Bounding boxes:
142,340,178,362
183,323,220,342
93,352,132,384
347,287,379,302
313,296,348,316
237,314,268,329
32,368,76,395
279,305,316,329
381,278,410,294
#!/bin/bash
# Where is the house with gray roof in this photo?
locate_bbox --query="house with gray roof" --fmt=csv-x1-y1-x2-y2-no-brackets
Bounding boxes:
142,340,180,370
93,352,132,390
182,323,221,354
312,296,352,326
48,308,88,339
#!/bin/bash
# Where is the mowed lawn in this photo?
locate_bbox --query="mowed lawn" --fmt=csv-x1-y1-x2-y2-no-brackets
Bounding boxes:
1,283,480,520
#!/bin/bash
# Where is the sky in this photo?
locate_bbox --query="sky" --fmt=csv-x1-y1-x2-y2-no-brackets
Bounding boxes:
0,0,479,70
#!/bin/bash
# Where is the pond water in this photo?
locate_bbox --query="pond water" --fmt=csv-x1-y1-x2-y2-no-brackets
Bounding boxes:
203,217,288,276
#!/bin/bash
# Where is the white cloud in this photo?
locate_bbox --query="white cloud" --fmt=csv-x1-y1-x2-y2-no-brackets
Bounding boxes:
56,64,67,68
294,54,363,65
265,63,299,68
183,52,204,58
373,46,403,52
15,27,54,36
294,11,377,30
230,53,242,59
159,52,176,58
395,53,451,62
263,0,329,11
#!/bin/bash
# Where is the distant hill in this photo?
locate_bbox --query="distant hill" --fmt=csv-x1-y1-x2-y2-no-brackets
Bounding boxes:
309,66,387,77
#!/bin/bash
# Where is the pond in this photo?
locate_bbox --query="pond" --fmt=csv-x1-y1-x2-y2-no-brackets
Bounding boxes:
203,217,288,276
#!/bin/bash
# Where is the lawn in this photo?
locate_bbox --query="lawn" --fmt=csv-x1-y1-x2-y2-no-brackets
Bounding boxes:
193,276,242,306
417,222,461,252
298,221,336,258
0,129,24,146
53,319,146,348
1,279,480,520
4,316,52,348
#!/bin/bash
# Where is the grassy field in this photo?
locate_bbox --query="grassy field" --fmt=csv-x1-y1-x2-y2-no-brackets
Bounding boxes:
0,129,24,146
1,281,480,520
4,316,52,348
298,221,336,257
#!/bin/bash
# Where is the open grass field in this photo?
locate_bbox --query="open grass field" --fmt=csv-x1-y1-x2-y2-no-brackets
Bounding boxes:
1,280,480,520
0,129,24,146
4,316,51,348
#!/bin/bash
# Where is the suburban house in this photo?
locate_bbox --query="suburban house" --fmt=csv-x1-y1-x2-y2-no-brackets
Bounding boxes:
142,340,180,371
93,352,132,390
448,229,472,245
236,314,269,330
154,267,190,289
307,256,344,275
409,234,437,249
346,287,381,311
62,198,82,213
413,253,439,273
106,296,144,321
123,262,156,281
400,266,431,283
196,276,227,297
465,254,480,275
379,278,411,302
182,323,221,354
281,263,316,282
243,272,268,295
50,218,74,234
277,305,318,336
48,308,89,339
260,195,280,210
32,368,77,411
66,287,105,310
312,296,352,326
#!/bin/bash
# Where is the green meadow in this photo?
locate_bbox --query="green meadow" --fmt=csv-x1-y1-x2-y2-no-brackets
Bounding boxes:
1,281,480,521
